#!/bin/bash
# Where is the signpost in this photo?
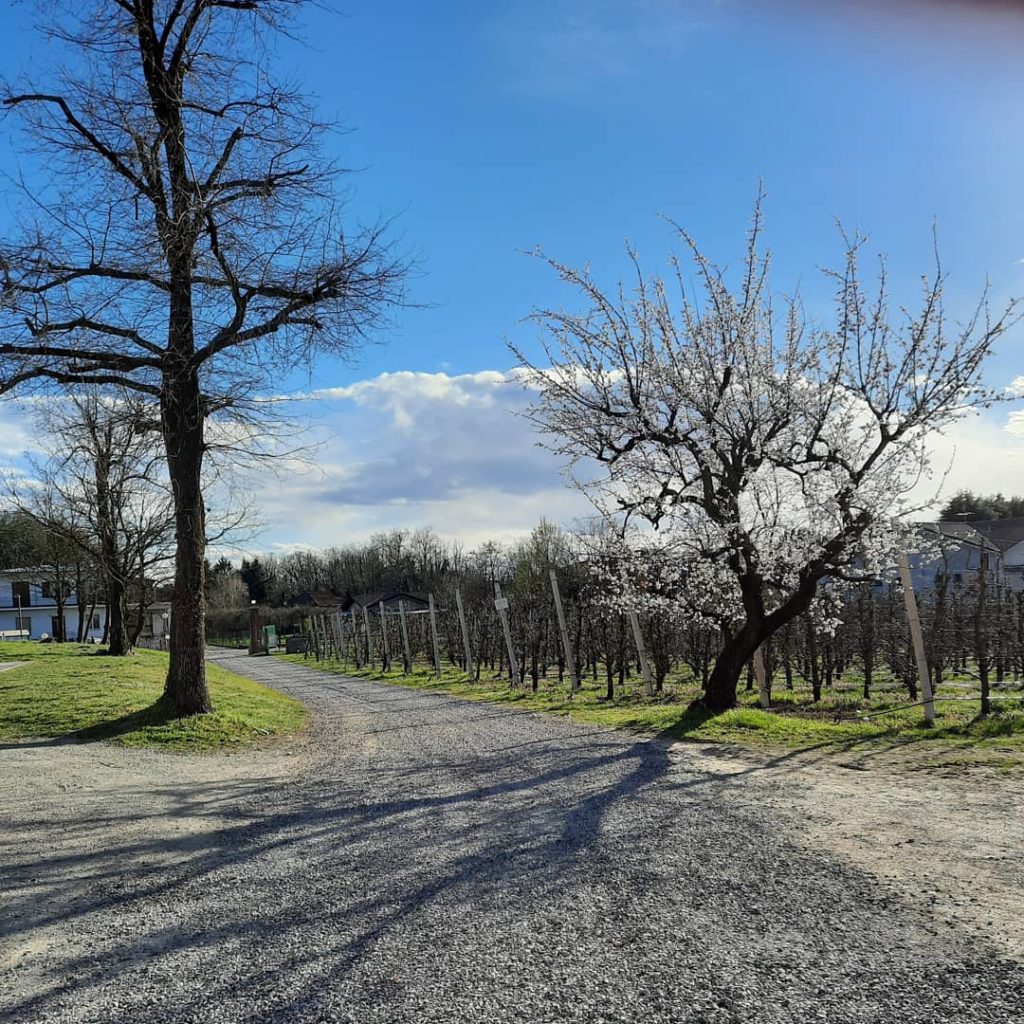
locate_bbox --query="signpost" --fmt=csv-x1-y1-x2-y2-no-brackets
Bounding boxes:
494,582,521,687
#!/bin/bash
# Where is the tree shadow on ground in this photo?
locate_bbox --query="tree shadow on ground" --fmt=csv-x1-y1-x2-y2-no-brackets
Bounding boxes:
4,651,1020,1024
69,698,180,744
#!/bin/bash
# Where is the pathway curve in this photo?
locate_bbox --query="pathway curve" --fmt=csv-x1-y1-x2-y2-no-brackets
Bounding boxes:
1,648,1021,1024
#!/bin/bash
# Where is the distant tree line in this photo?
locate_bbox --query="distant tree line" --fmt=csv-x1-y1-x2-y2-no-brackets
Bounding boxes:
939,492,1024,522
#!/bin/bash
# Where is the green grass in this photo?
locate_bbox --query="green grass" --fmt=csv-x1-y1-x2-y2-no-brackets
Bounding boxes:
0,641,308,751
281,652,1024,771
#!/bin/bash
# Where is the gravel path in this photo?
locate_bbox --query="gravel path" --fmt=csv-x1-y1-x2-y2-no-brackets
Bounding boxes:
2,649,1022,1024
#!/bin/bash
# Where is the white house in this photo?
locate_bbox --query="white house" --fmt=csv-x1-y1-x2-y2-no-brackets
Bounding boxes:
0,569,169,642
971,518,1024,592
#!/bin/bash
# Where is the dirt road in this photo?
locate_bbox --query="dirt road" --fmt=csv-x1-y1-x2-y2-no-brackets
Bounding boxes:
1,648,1021,1023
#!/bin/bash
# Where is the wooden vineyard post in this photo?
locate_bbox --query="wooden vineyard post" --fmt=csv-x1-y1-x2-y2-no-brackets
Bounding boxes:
378,601,392,673
550,570,579,692
325,613,337,660
351,609,362,669
310,614,321,661
753,646,770,709
897,550,936,725
455,587,474,678
339,612,349,663
398,600,413,675
362,604,373,670
494,582,521,687
428,593,442,678
628,609,655,697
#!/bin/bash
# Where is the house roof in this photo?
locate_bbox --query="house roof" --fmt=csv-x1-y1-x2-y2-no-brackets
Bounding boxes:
290,590,346,607
914,522,1003,554
969,517,1024,551
346,591,429,611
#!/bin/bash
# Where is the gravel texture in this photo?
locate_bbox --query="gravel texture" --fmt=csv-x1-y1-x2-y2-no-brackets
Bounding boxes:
1,647,1022,1024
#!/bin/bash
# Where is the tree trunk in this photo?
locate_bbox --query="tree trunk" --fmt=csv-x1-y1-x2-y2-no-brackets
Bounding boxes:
74,562,86,642
703,635,760,712
162,366,211,716
54,589,67,643
701,579,820,713
106,577,130,656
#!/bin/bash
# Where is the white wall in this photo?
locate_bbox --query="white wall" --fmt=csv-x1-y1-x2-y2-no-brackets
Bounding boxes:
0,607,105,641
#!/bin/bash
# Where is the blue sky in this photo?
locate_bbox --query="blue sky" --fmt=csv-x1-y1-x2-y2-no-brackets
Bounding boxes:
0,0,1022,551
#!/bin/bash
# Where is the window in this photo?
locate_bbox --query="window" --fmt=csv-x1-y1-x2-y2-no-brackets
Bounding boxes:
11,581,30,608
41,581,54,599
15,615,31,636
92,613,101,629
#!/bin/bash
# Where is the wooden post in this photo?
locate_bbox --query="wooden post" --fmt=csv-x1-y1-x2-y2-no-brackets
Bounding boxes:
897,550,936,725
351,609,362,668
428,593,442,678
455,587,474,678
309,614,320,661
341,612,350,663
362,604,373,668
378,601,391,672
494,582,521,687
628,609,655,697
398,599,413,675
753,646,770,709
550,570,579,692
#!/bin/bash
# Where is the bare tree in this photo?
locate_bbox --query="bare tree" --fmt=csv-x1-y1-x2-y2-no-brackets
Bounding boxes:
513,200,1017,712
12,392,176,654
0,1,406,712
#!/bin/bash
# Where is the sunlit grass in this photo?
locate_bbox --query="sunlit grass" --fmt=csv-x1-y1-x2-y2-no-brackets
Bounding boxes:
280,651,1024,770
0,642,307,751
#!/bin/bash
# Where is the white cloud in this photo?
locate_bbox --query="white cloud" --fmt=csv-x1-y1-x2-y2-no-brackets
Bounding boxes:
238,369,592,551
3,368,1022,555
905,407,1024,510
0,398,43,460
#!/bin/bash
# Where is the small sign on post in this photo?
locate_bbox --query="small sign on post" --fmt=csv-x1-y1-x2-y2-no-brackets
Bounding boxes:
494,582,521,687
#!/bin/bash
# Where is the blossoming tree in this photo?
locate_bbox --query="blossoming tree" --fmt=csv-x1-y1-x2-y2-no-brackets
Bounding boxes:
513,203,1018,712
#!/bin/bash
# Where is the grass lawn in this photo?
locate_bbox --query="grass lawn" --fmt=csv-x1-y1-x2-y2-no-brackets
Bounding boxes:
0,642,307,751
281,652,1024,771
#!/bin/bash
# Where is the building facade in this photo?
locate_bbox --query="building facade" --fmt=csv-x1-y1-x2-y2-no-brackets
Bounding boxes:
0,570,170,642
